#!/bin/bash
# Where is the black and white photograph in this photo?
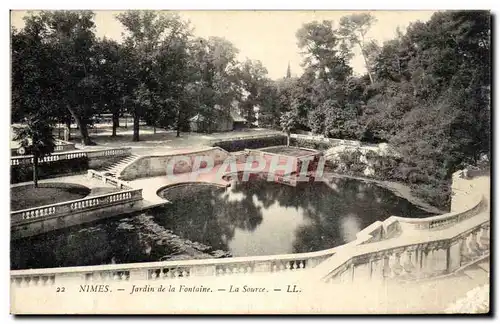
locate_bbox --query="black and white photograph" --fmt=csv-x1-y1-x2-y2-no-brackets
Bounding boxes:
8,8,491,314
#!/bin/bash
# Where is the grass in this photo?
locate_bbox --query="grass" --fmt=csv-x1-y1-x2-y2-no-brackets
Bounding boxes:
11,183,91,211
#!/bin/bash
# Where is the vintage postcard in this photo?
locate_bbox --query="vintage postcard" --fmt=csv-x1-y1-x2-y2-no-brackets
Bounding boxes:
9,9,491,314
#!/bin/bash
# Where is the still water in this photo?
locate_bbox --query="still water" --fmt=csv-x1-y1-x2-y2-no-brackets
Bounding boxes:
11,177,434,270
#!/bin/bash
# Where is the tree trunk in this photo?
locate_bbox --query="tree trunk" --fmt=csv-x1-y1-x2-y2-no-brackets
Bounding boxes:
112,110,119,137
65,116,72,141
361,51,374,84
32,152,39,188
359,41,374,84
287,132,290,147
176,104,181,138
133,108,140,142
66,106,91,145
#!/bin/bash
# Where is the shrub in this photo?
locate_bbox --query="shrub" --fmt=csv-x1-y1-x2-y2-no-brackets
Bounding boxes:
11,157,89,183
289,137,332,150
212,135,287,152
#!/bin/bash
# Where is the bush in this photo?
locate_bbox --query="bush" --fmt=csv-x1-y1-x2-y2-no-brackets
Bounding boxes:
289,137,332,151
11,157,89,183
212,135,287,152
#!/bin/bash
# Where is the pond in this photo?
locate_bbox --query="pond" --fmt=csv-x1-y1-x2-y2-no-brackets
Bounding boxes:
11,176,435,270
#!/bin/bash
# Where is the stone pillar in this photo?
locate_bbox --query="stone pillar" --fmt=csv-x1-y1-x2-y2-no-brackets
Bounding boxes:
370,258,384,281
353,261,371,281
476,226,490,250
129,268,149,281
447,240,462,272
401,249,416,274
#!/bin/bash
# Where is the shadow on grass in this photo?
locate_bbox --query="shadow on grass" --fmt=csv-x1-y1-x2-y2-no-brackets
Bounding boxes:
11,183,91,211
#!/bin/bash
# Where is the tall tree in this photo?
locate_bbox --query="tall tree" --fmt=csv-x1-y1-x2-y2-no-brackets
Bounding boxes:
188,36,241,133
296,20,353,133
338,13,378,84
93,37,124,137
33,10,99,145
116,10,182,141
12,23,57,186
286,62,291,78
280,111,298,147
238,59,269,124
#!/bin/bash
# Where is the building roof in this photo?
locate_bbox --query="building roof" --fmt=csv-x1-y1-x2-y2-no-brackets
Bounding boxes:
230,111,247,122
190,111,247,123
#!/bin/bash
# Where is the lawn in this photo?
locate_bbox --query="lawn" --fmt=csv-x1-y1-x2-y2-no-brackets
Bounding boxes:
11,183,91,211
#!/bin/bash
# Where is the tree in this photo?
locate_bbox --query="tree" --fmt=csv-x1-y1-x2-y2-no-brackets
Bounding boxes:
13,117,56,187
338,13,378,84
238,59,269,124
12,18,57,187
280,111,297,146
188,36,241,133
93,37,124,137
33,11,99,145
286,62,291,78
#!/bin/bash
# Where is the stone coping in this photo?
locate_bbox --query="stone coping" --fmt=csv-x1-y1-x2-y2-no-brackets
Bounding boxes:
11,147,131,159
10,189,486,277
11,186,141,215
155,181,230,198
316,208,490,282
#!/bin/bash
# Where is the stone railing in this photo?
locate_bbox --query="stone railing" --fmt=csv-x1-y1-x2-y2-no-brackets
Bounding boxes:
12,186,487,287
10,168,489,287
387,193,486,231
10,147,131,166
11,187,143,226
87,169,132,190
85,148,131,158
320,216,490,284
10,246,338,287
53,140,76,152
11,140,76,156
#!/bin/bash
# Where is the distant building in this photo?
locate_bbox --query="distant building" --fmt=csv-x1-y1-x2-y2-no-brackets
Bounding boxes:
189,107,247,133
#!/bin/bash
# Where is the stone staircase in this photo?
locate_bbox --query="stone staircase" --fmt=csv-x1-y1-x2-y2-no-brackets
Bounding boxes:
461,256,490,283
102,154,140,178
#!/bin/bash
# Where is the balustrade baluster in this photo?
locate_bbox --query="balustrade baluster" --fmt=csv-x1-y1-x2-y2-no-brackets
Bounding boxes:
388,253,403,278
465,232,481,258
401,250,416,275
477,226,490,250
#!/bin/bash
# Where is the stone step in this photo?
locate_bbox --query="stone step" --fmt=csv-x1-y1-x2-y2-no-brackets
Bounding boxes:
101,154,140,175
463,268,489,282
477,262,489,273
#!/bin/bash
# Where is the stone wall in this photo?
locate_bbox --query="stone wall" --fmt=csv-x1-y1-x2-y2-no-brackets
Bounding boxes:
120,147,230,181
450,167,490,213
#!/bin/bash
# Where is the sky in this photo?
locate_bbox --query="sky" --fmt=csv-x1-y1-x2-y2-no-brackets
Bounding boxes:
11,10,436,80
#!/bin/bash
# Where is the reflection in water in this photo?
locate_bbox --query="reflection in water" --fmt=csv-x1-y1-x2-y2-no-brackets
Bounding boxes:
11,177,434,270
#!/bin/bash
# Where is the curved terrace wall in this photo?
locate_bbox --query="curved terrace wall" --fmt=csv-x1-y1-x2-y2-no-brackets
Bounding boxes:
119,147,230,181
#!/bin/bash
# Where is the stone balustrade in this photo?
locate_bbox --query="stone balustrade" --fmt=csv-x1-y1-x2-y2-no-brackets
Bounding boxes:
87,169,132,190
11,140,76,156
53,144,75,152
322,218,490,284
10,167,490,288
386,193,486,232
10,147,131,166
10,249,336,287
11,188,143,226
